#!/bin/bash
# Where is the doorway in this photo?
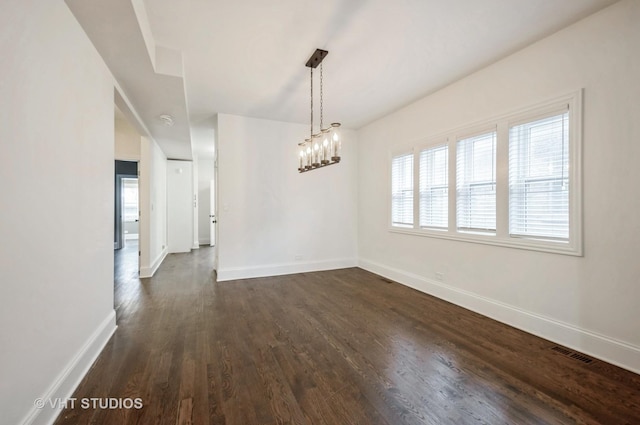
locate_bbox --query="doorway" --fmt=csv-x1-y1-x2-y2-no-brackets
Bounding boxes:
114,160,138,251
114,160,140,292
121,178,139,244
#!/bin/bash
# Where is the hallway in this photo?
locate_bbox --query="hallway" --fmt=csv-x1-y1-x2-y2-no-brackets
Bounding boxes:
114,239,140,317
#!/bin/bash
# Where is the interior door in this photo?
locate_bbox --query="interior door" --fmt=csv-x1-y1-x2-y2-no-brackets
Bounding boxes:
209,179,216,247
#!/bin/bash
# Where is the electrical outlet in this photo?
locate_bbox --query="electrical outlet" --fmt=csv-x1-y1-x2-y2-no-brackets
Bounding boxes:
435,272,444,282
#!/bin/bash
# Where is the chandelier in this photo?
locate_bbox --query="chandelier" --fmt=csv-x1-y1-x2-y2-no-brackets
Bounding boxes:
298,48,341,173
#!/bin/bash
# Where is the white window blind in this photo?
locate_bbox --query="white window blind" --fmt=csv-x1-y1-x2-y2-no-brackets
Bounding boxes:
391,153,414,227
419,145,448,228
456,131,497,232
509,110,569,240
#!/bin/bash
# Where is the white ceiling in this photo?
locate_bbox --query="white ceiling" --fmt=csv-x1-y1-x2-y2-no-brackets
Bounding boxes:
66,0,617,160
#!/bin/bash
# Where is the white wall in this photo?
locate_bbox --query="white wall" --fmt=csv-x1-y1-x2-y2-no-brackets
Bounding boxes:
139,136,168,277
217,114,358,281
0,2,117,424
358,0,640,373
197,158,215,245
167,160,194,253
114,112,141,161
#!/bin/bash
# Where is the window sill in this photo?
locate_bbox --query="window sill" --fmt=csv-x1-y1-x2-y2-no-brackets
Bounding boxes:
389,226,582,256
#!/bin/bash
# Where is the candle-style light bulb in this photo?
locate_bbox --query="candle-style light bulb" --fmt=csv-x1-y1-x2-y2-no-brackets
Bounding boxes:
299,149,304,171
313,143,320,166
322,138,329,164
331,127,341,161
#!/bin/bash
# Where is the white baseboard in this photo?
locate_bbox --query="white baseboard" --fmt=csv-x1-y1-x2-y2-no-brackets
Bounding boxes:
21,310,117,425
139,247,167,278
359,258,640,375
217,258,358,282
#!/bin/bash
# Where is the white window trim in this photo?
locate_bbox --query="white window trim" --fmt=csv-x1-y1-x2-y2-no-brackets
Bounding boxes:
389,90,583,256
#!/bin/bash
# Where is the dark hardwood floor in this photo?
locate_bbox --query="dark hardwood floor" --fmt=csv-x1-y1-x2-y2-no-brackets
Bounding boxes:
55,247,640,424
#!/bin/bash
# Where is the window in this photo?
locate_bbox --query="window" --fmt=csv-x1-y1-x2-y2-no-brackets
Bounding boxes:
122,178,139,222
456,131,496,233
509,110,569,240
388,91,582,255
391,153,414,227
419,145,448,229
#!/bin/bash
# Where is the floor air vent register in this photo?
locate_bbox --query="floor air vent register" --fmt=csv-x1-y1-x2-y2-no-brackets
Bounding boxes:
551,345,596,364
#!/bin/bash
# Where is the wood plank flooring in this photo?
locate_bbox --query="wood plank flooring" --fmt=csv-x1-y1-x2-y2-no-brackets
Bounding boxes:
55,247,640,424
